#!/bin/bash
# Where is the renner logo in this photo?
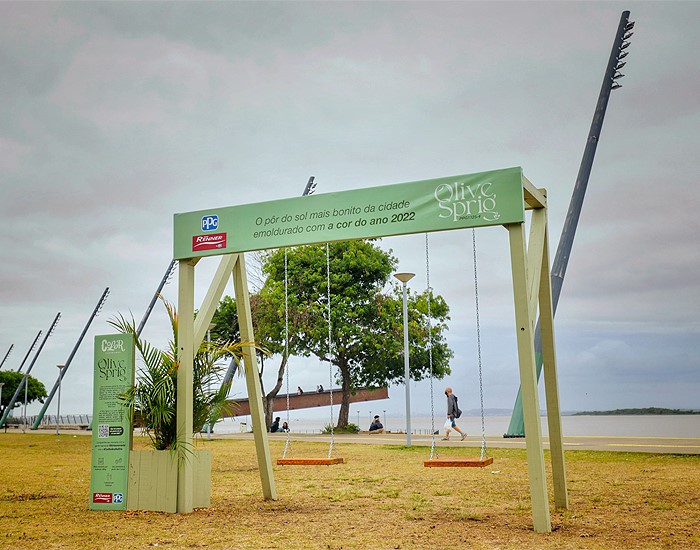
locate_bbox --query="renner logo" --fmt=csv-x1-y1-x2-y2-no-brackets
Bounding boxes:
93,492,113,504
192,232,227,252
201,214,219,232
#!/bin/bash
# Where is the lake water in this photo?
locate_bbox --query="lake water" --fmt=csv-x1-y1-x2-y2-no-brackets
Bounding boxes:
215,414,700,438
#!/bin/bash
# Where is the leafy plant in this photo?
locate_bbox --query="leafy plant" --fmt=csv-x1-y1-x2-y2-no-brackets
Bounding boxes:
0,371,47,420
322,422,360,434
109,298,250,451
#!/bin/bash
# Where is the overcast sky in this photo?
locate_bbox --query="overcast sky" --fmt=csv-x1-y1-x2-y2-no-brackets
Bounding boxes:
1,2,698,426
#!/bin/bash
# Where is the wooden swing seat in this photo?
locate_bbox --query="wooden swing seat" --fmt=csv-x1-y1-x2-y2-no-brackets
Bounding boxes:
277,457,345,465
424,457,493,468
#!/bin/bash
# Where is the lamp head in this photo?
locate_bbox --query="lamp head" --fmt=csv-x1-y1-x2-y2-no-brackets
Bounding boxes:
393,272,415,284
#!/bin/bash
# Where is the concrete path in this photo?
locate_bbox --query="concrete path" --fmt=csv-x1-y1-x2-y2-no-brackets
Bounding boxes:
19,428,700,454
230,431,700,455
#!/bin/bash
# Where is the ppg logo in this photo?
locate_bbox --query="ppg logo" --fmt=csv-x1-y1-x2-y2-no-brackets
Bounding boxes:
201,215,219,232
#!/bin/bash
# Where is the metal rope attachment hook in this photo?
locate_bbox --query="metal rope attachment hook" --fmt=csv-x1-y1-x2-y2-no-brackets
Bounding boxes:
471,229,487,460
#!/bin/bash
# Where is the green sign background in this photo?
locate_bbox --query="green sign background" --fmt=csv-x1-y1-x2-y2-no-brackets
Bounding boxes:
174,166,525,259
89,334,135,511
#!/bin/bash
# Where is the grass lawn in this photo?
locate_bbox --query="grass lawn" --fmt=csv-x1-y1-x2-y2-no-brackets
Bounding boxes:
1,433,699,549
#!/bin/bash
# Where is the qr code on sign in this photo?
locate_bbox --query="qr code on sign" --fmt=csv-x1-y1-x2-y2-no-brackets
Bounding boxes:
98,424,109,438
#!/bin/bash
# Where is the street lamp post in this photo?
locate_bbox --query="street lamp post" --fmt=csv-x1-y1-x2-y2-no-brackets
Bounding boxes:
393,272,415,446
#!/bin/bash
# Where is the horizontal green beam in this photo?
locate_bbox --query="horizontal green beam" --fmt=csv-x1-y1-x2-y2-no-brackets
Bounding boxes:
174,167,525,259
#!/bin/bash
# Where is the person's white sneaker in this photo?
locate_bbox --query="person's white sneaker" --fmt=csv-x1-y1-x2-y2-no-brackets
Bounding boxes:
461,433,467,441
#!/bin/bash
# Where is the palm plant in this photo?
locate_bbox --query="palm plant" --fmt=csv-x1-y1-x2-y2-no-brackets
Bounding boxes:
109,298,249,451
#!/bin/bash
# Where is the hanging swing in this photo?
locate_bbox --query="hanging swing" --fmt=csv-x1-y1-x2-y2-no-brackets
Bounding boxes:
424,231,493,468
277,244,345,465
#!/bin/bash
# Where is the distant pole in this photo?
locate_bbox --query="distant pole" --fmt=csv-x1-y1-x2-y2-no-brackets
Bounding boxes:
32,288,110,430
16,331,42,373
394,272,415,446
0,313,61,428
505,10,635,437
56,365,65,435
0,345,13,370
23,374,29,433
136,260,176,338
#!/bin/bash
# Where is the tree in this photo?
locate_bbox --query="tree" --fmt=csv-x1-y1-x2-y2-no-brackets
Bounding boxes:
109,298,248,450
213,240,453,429
210,284,305,430
0,371,48,420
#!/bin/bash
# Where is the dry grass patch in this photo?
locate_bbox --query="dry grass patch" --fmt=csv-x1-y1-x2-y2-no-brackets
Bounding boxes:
0,433,699,549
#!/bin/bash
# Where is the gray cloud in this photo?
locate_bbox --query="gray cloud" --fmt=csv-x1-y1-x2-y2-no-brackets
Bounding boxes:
1,2,698,419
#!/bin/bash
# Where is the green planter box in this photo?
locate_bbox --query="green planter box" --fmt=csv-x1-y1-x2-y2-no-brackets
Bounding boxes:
127,449,211,512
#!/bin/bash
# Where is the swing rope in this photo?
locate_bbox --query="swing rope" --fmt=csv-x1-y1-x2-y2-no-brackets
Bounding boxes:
426,234,438,460
471,229,487,460
282,248,292,459
326,243,336,458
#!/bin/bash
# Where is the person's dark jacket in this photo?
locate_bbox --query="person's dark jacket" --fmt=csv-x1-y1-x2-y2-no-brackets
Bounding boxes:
369,420,383,431
447,394,458,418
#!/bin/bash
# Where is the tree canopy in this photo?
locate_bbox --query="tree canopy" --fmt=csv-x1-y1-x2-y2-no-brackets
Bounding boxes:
213,240,453,428
0,371,48,420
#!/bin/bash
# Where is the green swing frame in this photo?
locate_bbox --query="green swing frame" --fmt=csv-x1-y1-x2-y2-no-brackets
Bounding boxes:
172,167,567,533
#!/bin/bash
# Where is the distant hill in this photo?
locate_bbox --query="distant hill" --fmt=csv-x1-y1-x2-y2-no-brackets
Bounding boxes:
572,407,700,416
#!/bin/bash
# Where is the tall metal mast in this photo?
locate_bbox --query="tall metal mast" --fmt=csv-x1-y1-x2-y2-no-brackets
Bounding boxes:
31,288,110,429
505,11,635,437
16,331,43,373
0,344,14,370
0,313,61,427
136,260,176,338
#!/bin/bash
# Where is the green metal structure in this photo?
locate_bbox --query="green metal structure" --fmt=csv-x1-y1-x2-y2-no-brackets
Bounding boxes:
172,167,567,532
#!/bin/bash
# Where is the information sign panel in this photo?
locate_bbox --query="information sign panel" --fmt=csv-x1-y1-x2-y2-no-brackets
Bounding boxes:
89,334,134,510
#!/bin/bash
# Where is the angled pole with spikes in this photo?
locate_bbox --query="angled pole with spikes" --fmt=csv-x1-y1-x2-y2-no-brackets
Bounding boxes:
0,345,14,370
505,11,635,437
0,313,61,427
137,260,177,338
16,331,43,373
31,288,110,429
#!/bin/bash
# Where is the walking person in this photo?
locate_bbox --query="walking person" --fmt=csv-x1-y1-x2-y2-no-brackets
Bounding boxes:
442,386,467,441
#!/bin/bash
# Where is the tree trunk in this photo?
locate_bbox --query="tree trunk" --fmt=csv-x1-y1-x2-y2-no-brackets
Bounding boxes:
263,355,287,430
336,358,351,428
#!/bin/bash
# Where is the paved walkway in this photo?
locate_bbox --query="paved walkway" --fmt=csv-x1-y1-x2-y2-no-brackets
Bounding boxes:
225,431,700,455
18,428,699,454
